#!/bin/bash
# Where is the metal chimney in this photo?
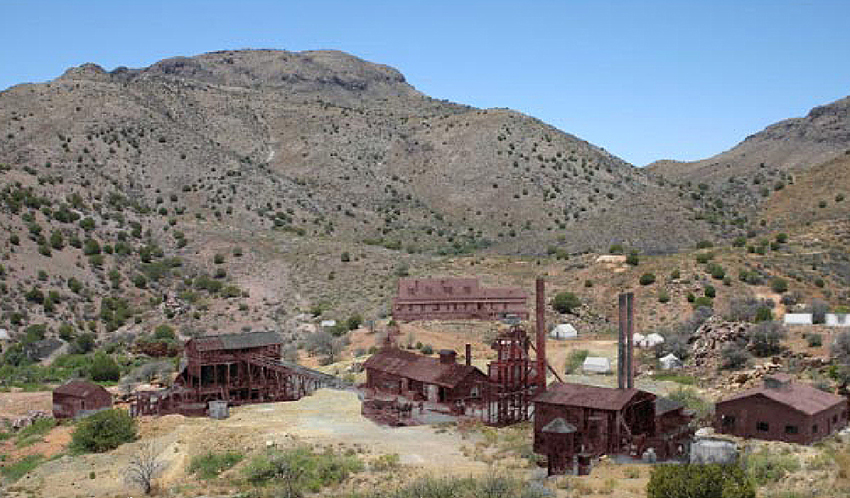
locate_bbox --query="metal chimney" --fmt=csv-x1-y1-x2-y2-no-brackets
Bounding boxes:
536,277,547,391
465,343,472,366
626,292,635,389
617,293,627,389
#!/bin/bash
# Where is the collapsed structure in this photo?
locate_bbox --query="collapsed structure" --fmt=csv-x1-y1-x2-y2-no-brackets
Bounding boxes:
715,373,848,444
131,331,338,416
533,292,694,475
392,277,529,321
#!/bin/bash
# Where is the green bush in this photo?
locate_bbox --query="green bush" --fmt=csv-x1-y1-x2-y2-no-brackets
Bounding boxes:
564,349,589,374
704,285,716,298
639,273,656,285
746,448,800,485
70,409,137,453
657,290,670,303
244,446,363,493
626,251,640,266
805,333,823,348
89,351,120,381
189,451,244,479
0,454,44,482
770,277,788,293
153,324,176,341
647,464,754,498
552,291,581,314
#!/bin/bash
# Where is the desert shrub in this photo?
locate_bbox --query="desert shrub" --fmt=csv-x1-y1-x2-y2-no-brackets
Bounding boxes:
707,263,725,279
830,331,850,365
213,253,225,264
647,464,754,498
667,388,712,419
0,454,44,482
695,252,714,264
71,409,137,453
811,299,829,324
770,277,788,293
720,342,750,370
89,351,120,381
639,273,656,285
340,251,350,262
189,451,244,479
657,290,670,303
749,321,786,356
696,240,714,249
244,446,363,493
704,285,716,298
693,296,713,309
370,453,400,472
805,333,823,348
346,314,363,331
421,344,434,355
746,448,800,486
153,324,176,341
564,349,589,374
626,251,639,266
552,291,580,314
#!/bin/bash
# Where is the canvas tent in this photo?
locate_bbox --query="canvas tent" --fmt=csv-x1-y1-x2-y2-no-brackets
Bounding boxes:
784,313,813,325
551,324,578,340
633,333,645,345
659,353,682,370
826,314,850,327
640,333,665,348
582,357,611,374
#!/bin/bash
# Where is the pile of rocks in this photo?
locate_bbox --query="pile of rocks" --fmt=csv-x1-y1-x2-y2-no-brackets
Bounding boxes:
11,410,50,430
689,317,751,368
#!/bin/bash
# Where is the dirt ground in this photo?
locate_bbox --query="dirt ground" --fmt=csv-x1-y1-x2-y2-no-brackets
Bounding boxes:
9,389,492,498
0,391,52,419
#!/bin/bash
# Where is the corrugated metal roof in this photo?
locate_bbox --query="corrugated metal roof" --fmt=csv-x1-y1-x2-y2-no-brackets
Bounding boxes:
533,382,648,411
363,348,486,388
718,377,846,416
54,380,108,398
193,331,282,351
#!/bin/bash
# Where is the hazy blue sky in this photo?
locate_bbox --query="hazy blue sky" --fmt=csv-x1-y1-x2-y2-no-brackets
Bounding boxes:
2,1,849,165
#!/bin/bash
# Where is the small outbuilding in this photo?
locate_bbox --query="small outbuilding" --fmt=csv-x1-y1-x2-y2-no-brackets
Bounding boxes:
550,324,578,340
52,380,113,419
715,373,848,444
581,357,611,374
659,353,683,370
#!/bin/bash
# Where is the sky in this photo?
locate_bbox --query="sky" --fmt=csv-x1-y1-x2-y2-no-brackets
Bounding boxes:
1,1,849,166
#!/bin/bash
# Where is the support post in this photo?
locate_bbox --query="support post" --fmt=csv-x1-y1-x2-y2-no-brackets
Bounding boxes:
626,292,635,389
536,277,547,392
618,293,627,390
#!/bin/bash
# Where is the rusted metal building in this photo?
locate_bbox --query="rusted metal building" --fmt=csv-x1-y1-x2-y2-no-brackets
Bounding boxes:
532,293,693,475
715,373,848,444
131,331,338,416
363,347,489,409
52,380,112,419
392,277,528,321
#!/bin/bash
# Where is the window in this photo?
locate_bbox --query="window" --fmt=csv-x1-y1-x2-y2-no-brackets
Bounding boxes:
785,425,798,434
812,424,819,434
834,415,839,424
722,415,735,427
756,422,769,432
470,386,480,398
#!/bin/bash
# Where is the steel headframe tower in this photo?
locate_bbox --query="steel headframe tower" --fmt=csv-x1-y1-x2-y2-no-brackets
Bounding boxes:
617,292,635,389
536,276,547,392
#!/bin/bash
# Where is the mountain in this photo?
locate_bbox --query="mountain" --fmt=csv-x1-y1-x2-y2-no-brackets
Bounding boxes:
0,49,716,343
648,94,850,187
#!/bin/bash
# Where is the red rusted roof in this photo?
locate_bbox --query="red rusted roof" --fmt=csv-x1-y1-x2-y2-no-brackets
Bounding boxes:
54,380,108,398
718,377,846,416
363,348,486,388
532,382,651,411
192,331,282,351
395,277,527,301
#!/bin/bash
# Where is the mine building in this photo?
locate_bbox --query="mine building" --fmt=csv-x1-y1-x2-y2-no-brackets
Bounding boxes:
715,373,848,444
392,277,528,321
363,347,489,408
131,331,338,416
53,380,113,419
532,293,694,475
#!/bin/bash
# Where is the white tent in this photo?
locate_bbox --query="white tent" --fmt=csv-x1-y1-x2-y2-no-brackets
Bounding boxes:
784,313,813,325
582,357,611,374
633,333,645,346
320,320,337,328
659,353,683,370
551,324,578,340
826,314,850,327
642,333,665,348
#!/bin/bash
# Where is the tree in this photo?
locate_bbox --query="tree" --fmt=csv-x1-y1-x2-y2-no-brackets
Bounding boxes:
552,291,581,314
71,409,138,453
811,299,829,325
721,342,750,370
749,321,786,357
346,314,363,331
304,331,349,365
90,351,121,381
125,442,163,495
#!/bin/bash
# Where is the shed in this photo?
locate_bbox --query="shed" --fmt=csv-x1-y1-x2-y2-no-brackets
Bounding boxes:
550,324,577,340
715,373,849,444
52,380,112,419
659,353,682,370
208,400,229,419
784,313,813,326
581,357,611,374
826,314,850,327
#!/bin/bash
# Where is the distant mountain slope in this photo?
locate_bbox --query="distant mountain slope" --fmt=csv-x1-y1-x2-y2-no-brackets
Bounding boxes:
1,49,712,255
648,95,850,188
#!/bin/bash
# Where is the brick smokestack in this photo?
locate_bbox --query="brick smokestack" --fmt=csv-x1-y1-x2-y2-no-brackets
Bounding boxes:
536,277,547,391
618,293,627,389
465,343,472,366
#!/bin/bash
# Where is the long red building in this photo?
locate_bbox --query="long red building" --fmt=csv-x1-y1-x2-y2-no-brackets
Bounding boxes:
392,277,528,321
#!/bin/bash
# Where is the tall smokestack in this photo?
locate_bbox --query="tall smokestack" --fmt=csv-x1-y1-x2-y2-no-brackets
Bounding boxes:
465,343,472,366
618,293,627,389
626,292,635,389
536,277,547,391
